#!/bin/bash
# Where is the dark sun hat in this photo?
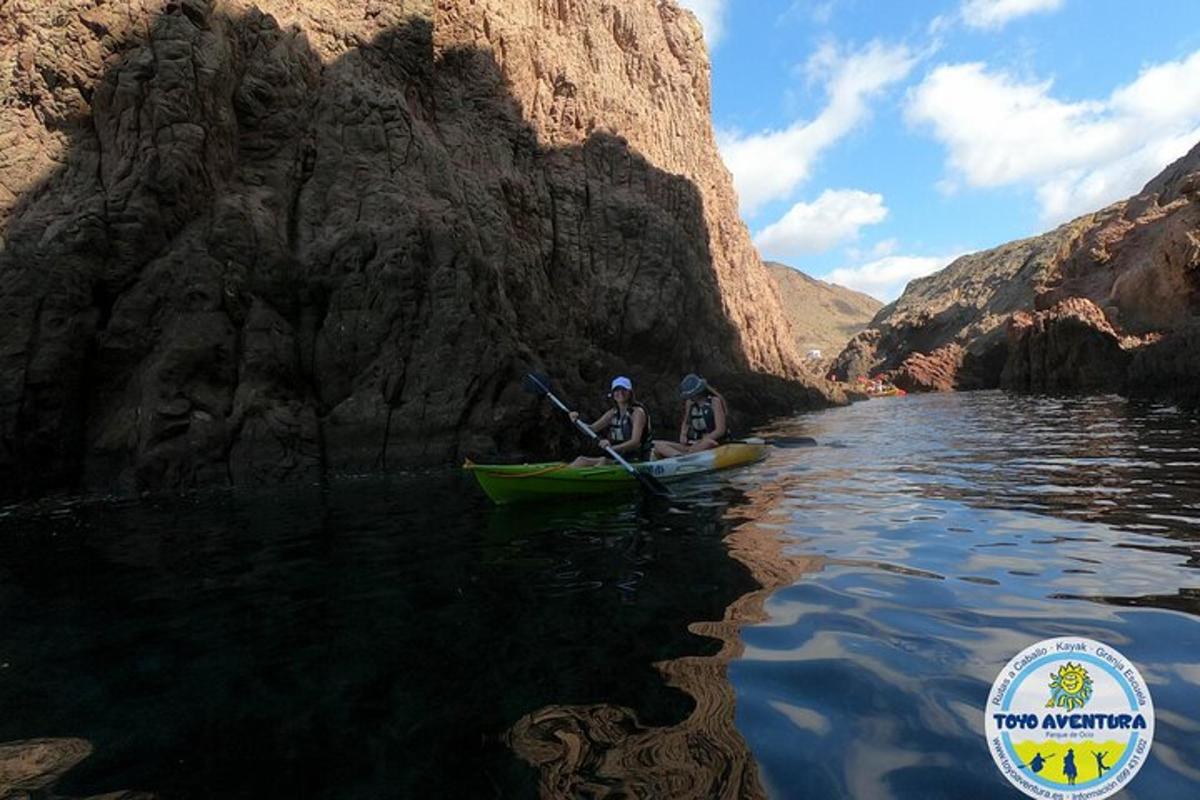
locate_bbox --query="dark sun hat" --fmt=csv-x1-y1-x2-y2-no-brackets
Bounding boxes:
678,373,708,399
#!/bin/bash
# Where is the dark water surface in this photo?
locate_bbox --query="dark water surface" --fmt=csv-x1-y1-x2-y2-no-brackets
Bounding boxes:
1,392,1198,798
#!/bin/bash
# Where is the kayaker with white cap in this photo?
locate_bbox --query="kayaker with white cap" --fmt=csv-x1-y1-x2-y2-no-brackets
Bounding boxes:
568,375,653,467
653,373,727,458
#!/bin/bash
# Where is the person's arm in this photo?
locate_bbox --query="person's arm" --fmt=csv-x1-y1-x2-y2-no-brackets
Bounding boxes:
579,409,615,450
611,407,647,454
707,395,727,442
678,401,691,443
570,408,611,432
591,408,614,433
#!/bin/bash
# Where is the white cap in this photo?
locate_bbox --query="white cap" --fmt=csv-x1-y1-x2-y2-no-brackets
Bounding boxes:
610,376,633,391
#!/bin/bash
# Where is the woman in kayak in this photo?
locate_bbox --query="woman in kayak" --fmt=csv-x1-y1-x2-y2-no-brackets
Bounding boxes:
653,373,727,458
568,376,653,466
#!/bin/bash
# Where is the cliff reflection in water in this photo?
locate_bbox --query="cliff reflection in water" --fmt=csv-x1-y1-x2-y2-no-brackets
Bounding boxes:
0,474,797,799
502,485,825,800
1,391,1198,799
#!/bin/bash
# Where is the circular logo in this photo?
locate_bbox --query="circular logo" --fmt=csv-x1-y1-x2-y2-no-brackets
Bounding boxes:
985,637,1154,799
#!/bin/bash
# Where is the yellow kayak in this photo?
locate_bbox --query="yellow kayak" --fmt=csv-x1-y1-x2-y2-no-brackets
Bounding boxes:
463,442,769,504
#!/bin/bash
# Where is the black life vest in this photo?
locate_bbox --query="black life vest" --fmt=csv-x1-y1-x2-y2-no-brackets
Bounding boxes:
686,395,719,442
609,402,652,458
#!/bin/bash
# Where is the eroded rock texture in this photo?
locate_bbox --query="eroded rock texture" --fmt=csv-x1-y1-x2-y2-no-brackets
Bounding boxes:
0,0,837,497
891,343,964,394
1002,298,1133,393
0,737,154,799
830,220,1093,389
832,142,1200,399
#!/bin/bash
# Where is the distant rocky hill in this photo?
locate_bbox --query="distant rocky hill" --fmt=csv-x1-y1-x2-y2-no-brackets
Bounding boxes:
764,262,881,358
0,0,841,497
832,142,1200,403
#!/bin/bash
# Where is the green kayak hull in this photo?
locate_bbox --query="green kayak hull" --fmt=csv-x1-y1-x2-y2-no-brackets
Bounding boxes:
463,442,768,504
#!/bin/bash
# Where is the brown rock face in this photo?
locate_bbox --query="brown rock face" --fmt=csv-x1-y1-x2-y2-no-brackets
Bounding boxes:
1128,323,1200,406
1001,298,1132,393
891,343,965,393
764,261,882,358
833,141,1200,400
1041,144,1200,334
0,0,836,497
828,220,1093,390
0,737,153,799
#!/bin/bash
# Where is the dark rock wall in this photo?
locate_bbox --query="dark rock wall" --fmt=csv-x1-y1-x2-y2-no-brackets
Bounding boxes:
1001,299,1132,394
0,0,839,497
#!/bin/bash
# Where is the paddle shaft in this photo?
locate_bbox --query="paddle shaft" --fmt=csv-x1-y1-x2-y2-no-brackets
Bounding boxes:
733,436,817,448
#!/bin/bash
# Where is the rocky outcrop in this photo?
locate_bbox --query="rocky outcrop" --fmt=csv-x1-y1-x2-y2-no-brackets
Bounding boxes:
1039,147,1200,335
833,141,1200,400
829,220,1093,389
0,738,153,799
891,343,964,393
1128,323,1200,406
1001,298,1134,393
763,262,881,358
0,0,839,497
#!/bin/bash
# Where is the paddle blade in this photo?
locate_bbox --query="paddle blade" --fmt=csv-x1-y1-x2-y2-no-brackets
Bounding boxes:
634,470,671,498
521,372,552,396
767,436,818,448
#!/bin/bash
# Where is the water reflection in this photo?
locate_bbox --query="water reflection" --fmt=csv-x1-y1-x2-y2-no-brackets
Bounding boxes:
733,392,1200,798
505,483,825,799
0,476,774,798
1,392,1198,799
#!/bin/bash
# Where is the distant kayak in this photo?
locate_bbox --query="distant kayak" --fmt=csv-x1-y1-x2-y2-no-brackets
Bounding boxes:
867,386,907,397
464,442,769,504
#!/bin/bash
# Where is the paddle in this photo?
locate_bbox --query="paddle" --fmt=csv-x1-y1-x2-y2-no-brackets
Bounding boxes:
735,436,818,448
522,373,671,498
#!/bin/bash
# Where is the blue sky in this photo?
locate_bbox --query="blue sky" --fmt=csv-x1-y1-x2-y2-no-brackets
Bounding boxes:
678,0,1200,299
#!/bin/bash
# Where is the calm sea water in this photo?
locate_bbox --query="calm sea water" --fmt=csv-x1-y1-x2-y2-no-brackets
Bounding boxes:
0,392,1198,799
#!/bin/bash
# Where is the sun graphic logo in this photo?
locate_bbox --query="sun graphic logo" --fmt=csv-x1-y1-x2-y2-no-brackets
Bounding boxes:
985,637,1154,799
1046,662,1093,711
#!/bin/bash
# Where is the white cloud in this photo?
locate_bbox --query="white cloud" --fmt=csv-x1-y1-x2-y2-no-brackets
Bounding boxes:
845,237,899,262
907,51,1200,222
676,0,728,46
776,1,837,27
754,189,888,258
826,253,963,301
871,238,900,257
720,41,917,216
810,2,836,24
961,0,1064,30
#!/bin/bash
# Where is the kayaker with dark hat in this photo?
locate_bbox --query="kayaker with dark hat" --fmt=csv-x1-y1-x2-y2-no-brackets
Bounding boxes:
568,376,653,467
653,373,727,458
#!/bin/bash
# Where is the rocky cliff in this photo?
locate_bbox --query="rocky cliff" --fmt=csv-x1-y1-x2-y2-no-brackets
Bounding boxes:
0,0,838,497
764,261,881,359
830,218,1095,388
832,142,1200,401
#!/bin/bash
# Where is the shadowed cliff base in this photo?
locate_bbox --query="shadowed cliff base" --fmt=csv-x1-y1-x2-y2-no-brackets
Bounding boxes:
0,0,840,500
